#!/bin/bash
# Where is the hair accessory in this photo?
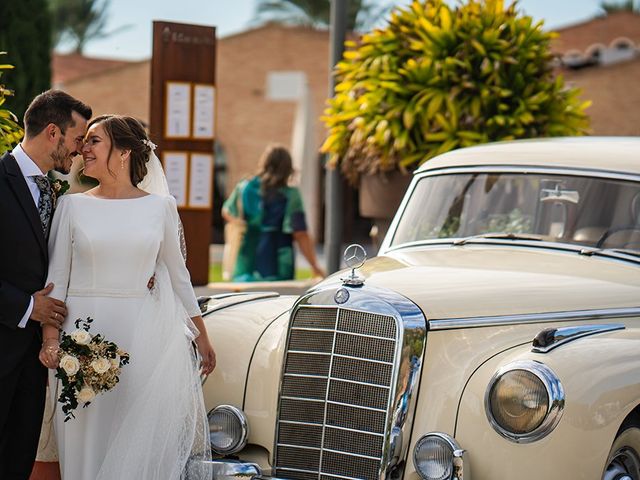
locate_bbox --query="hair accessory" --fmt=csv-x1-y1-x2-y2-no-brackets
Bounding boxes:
142,139,157,151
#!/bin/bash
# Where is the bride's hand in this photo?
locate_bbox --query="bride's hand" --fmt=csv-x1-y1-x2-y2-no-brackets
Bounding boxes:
39,339,60,369
195,336,216,375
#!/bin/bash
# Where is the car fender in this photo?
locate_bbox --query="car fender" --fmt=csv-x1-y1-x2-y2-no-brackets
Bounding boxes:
201,294,297,412
455,325,640,480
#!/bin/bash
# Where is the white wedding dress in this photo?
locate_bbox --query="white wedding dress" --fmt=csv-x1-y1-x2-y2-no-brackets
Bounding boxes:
47,192,211,480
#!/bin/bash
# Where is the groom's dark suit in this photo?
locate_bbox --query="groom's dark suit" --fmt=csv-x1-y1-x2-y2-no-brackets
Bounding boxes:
0,152,50,479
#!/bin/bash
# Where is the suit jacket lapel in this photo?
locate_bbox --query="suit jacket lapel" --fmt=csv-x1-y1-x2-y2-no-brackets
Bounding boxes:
1,153,48,259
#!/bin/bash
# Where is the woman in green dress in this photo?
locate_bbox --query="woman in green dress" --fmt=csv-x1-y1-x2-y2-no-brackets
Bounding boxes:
222,145,324,282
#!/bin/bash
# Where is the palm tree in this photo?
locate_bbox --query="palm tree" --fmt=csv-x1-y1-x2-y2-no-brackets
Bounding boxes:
49,0,128,54
253,0,389,31
600,0,638,13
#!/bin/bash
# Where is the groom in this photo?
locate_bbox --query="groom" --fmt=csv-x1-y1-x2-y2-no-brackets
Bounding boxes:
0,90,91,479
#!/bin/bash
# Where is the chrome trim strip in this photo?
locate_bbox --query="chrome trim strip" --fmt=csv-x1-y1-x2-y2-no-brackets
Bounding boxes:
325,424,385,437
291,327,397,342
532,323,625,353
283,373,328,379
273,469,368,480
278,420,323,428
330,377,393,389
322,447,382,461
278,420,388,438
429,307,640,330
484,360,565,443
326,400,387,413
385,238,640,265
274,466,322,475
317,308,340,479
316,473,369,480
280,396,325,403
414,164,640,182
276,443,320,451
379,164,640,254
332,353,395,366
286,350,331,356
276,466,319,473
273,283,427,480
333,330,397,341
201,292,280,316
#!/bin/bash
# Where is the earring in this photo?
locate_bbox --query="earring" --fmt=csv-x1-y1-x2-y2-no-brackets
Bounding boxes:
120,155,125,170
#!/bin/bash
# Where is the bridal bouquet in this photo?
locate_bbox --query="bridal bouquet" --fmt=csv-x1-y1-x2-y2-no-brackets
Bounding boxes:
56,317,130,422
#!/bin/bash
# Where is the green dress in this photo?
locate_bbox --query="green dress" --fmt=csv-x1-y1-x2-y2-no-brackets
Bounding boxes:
223,176,307,281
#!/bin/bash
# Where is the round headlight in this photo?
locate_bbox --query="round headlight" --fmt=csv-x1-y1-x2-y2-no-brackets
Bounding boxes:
208,405,248,454
413,433,460,480
485,361,564,443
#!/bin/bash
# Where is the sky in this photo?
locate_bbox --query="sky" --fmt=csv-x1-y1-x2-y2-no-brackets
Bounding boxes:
62,0,610,61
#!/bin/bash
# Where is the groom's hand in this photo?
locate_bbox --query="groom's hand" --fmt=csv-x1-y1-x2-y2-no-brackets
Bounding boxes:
30,283,67,328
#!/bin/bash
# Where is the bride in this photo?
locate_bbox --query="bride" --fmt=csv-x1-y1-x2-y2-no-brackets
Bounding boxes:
39,115,215,479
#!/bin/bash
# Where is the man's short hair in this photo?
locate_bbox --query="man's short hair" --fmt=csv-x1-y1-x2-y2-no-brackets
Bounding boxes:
23,90,92,138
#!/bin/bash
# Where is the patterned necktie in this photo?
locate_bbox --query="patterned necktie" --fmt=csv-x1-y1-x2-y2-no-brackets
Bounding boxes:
34,175,53,238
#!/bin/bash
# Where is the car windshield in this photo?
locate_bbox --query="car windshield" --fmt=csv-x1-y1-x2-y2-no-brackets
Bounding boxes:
391,172,640,252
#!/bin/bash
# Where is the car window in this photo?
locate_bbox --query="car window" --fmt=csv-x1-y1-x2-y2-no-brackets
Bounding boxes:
391,172,640,252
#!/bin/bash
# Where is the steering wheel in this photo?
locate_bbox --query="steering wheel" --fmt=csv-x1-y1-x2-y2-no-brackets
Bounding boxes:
596,225,640,249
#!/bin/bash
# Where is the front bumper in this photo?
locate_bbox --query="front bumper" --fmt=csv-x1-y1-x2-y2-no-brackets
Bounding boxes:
191,460,260,480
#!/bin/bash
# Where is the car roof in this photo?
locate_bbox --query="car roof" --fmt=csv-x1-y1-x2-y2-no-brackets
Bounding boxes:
416,137,640,175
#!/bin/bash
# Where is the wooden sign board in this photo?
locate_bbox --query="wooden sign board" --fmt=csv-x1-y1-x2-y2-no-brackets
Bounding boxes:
150,21,216,285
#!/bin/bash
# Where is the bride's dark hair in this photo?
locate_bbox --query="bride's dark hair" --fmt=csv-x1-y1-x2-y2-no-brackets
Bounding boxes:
88,114,153,185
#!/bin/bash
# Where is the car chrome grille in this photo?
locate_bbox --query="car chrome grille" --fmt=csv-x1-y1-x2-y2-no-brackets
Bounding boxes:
275,306,399,480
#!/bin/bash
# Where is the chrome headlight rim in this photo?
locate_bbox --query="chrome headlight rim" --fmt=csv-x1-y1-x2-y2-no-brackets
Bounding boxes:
208,405,249,454
413,432,462,480
485,360,565,444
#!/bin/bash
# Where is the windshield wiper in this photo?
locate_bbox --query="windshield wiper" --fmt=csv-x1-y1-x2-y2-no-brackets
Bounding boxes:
452,232,544,246
579,247,640,259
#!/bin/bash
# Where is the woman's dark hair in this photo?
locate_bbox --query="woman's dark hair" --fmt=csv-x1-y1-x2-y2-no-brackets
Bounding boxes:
87,114,153,185
257,144,294,197
24,89,92,138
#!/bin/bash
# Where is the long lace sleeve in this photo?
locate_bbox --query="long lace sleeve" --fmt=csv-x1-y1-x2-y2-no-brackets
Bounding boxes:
159,196,200,317
46,195,73,302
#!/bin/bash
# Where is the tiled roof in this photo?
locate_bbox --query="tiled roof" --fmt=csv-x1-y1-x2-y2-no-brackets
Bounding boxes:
551,11,640,53
52,53,134,86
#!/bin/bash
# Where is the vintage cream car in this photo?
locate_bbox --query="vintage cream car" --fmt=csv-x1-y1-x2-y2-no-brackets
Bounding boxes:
198,137,640,480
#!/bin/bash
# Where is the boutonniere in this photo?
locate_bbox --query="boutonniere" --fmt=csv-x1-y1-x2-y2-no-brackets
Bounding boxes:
51,178,70,205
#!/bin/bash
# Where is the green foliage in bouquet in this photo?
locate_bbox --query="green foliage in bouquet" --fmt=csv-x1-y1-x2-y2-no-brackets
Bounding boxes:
0,55,24,154
321,0,591,184
57,317,130,422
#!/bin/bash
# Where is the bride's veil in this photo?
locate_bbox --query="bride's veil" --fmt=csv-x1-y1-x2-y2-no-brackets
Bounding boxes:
137,146,170,196
138,147,188,260
96,143,212,479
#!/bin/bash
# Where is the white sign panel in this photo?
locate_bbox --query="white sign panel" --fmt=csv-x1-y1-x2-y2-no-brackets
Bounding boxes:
266,71,306,101
165,82,191,138
163,152,188,207
189,153,213,208
193,84,215,139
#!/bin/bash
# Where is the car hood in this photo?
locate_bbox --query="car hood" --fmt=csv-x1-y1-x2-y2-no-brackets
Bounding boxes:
322,244,640,320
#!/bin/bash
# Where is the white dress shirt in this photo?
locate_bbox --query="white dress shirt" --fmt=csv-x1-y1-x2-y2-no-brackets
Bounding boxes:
12,144,47,328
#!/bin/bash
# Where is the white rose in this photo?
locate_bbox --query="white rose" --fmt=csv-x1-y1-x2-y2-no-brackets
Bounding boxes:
91,357,111,374
70,330,92,345
59,355,80,376
76,385,96,404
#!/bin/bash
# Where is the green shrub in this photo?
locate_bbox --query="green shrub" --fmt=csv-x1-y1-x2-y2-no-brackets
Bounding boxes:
0,56,24,153
321,0,591,184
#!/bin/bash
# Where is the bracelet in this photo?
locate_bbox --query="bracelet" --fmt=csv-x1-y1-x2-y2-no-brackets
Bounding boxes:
42,338,59,345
